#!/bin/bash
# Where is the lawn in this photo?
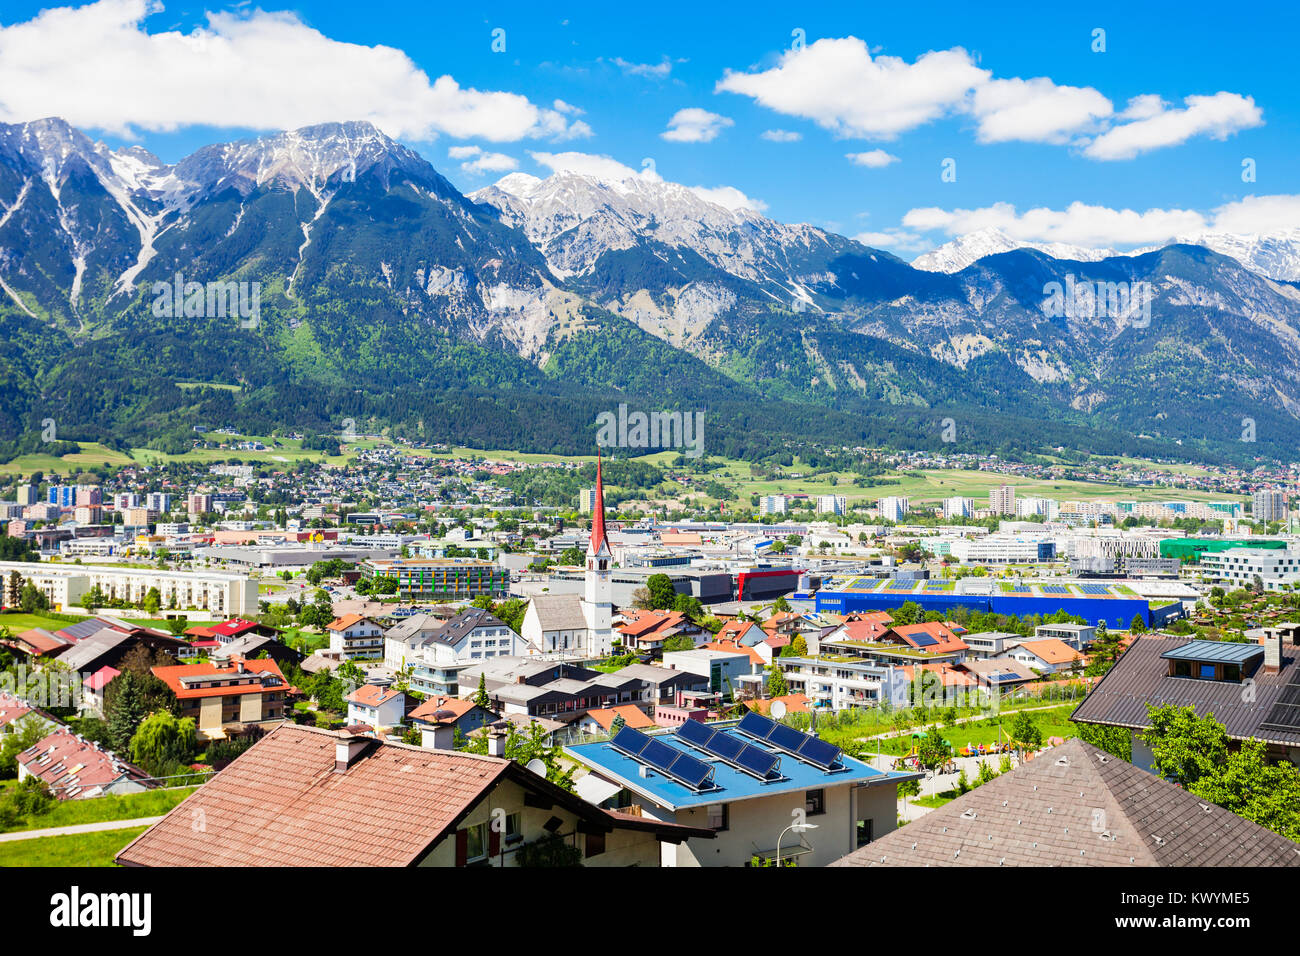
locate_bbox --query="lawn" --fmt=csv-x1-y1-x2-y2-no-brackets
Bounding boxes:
0,825,146,867
0,786,199,834
0,612,83,633
870,704,1081,756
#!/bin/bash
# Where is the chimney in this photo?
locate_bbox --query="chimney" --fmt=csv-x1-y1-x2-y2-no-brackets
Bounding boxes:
487,721,509,758
1265,628,1283,673
334,735,371,773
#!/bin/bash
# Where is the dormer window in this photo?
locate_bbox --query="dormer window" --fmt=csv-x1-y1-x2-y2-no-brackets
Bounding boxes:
1162,640,1262,684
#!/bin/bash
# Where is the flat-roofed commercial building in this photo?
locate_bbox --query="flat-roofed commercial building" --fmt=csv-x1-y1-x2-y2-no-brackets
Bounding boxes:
0,560,257,616
361,557,508,601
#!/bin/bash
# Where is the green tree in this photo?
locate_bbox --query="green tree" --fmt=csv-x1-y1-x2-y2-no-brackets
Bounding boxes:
662,635,695,653
104,670,147,753
1008,710,1043,753
473,673,491,710
916,732,951,772
129,711,198,776
0,720,49,779
765,664,788,698
142,587,162,615
1129,614,1148,634
646,574,678,610
1192,737,1300,840
1140,704,1230,789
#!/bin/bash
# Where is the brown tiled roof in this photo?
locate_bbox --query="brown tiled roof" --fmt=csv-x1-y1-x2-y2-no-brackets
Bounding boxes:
115,723,712,866
116,724,512,867
1071,636,1300,747
346,684,404,707
18,729,150,799
152,658,290,701
832,738,1300,868
408,696,484,724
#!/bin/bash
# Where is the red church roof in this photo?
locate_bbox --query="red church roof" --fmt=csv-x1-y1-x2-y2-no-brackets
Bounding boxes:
589,455,609,557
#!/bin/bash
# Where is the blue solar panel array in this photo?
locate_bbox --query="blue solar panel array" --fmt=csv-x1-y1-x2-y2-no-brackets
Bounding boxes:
735,712,843,771
675,719,782,781
908,633,939,648
1079,584,1112,595
1040,584,1069,594
610,726,716,791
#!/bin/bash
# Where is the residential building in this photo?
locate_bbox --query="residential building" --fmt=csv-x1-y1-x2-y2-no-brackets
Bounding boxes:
18,729,151,799
151,657,294,741
1072,629,1300,768
566,714,919,866
942,496,975,520
115,724,711,866
0,560,257,616
579,487,598,514
830,738,1300,867
758,495,788,516
661,647,757,697
1253,489,1288,523
346,684,407,731
815,495,846,516
877,496,908,523
408,696,497,750
989,484,1016,516
325,614,386,660
1200,547,1300,590
1034,622,1096,649
993,637,1082,674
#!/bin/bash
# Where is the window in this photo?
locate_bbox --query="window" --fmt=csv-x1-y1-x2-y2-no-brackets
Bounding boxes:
805,789,826,817
465,822,488,863
856,818,874,848
505,812,523,844
706,803,728,831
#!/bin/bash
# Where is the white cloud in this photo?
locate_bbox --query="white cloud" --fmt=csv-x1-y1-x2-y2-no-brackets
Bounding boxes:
688,184,766,212
661,107,734,143
529,150,661,182
610,56,674,79
853,229,928,253
717,37,985,140
760,129,801,142
1209,194,1300,235
901,200,1207,247
971,76,1112,144
1083,92,1263,160
0,0,590,142
718,35,1260,159
450,145,518,175
847,149,898,168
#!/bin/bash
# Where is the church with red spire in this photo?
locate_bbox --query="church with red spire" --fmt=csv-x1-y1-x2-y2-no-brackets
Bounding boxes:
579,455,614,655
519,455,614,658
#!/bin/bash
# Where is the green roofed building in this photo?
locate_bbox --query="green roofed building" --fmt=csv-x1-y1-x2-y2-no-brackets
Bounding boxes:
1159,538,1287,564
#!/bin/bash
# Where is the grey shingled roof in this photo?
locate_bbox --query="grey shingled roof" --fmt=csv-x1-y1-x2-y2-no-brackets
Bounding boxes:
1071,635,1300,746
832,738,1300,868
529,594,589,631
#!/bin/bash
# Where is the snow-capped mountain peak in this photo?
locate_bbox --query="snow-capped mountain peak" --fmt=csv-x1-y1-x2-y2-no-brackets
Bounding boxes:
911,227,1122,273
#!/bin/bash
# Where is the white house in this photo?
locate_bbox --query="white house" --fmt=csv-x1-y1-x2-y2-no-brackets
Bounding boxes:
325,614,386,660
346,684,407,730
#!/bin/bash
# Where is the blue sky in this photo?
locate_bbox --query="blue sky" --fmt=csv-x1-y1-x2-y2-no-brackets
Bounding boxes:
1,0,1295,256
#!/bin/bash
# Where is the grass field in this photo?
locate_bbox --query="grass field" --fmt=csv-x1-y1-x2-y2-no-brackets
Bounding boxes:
0,825,146,867
0,787,199,835
871,704,1081,757
0,612,81,633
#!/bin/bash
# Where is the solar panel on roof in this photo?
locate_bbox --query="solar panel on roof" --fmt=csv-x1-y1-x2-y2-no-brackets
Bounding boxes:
737,711,776,740
641,738,682,771
675,719,713,747
768,723,807,753
663,750,714,790
736,746,781,779
909,633,939,648
611,725,651,755
796,736,842,769
1260,671,1300,734
707,733,746,762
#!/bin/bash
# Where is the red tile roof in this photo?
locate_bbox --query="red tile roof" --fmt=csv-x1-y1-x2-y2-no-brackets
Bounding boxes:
408,696,482,725
18,729,150,799
151,658,291,700
82,666,121,692
347,684,404,707
589,456,608,557
700,638,764,665
891,622,969,653
585,705,656,731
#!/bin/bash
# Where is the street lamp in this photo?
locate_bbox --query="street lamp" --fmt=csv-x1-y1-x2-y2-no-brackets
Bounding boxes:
775,821,818,867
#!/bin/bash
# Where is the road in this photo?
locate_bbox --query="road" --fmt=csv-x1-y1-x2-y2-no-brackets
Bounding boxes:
0,816,164,842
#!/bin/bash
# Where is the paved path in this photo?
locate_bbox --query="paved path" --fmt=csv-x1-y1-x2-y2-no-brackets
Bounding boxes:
0,816,164,842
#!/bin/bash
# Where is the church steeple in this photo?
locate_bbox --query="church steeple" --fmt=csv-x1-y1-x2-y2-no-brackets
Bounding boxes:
588,454,610,559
